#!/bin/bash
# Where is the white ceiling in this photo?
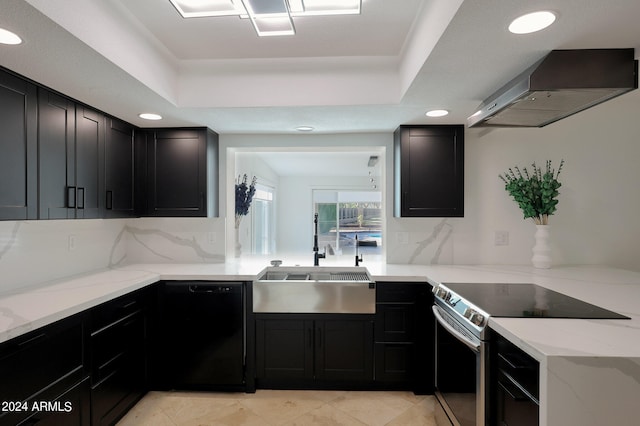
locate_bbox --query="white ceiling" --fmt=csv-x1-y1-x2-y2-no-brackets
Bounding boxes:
2,0,640,138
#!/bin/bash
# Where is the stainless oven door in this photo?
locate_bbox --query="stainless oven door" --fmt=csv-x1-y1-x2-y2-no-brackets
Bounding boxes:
433,305,488,426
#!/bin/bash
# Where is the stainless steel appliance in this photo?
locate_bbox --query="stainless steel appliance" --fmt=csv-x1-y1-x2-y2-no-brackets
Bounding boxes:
432,282,629,426
467,48,638,128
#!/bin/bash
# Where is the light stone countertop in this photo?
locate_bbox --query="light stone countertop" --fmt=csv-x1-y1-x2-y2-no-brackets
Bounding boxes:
2,260,638,357
1,261,640,426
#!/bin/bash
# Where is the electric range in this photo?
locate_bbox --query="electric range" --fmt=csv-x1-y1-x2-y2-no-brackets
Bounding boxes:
431,282,629,426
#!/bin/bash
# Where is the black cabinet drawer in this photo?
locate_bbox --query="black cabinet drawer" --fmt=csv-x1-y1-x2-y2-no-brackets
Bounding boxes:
497,376,539,426
0,318,84,404
88,288,151,426
90,311,144,384
491,331,540,425
91,351,145,426
375,304,416,342
495,336,539,401
376,283,426,303
90,292,145,333
0,317,85,426
13,377,90,426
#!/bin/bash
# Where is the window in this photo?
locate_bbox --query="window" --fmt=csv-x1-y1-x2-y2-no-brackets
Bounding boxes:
313,190,382,258
252,184,275,255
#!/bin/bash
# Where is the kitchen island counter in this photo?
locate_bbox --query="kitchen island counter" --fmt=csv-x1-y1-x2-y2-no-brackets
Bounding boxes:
420,264,640,426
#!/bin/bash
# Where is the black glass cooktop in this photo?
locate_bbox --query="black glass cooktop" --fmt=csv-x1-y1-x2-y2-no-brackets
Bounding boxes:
442,282,629,319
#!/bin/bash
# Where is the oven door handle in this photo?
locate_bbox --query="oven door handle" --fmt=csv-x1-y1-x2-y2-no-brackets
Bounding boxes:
432,305,481,353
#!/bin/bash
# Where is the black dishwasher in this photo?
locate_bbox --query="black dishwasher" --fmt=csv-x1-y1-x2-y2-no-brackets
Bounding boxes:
156,281,245,390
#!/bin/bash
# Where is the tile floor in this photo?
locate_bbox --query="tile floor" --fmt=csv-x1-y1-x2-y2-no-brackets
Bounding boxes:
117,390,437,426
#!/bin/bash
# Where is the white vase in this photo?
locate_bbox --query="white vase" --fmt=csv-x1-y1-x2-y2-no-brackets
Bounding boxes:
234,227,241,258
532,225,552,268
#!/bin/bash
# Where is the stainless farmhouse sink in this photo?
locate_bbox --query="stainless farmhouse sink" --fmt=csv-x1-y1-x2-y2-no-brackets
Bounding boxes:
253,266,375,314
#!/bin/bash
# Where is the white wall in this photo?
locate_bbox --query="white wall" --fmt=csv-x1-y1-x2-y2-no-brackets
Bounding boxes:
456,93,640,269
234,152,280,254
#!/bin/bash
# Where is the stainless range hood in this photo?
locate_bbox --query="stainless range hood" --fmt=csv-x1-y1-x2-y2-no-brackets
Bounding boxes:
468,49,638,128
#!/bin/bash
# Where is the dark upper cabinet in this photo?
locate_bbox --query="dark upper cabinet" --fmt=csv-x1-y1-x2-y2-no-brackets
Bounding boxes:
75,105,105,219
144,128,219,217
0,67,225,221
0,69,37,220
394,125,464,217
105,117,135,218
39,91,105,219
38,88,76,219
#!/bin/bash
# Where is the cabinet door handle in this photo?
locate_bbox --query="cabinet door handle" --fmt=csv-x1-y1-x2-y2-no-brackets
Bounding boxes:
106,190,113,210
317,327,322,349
77,187,85,209
308,328,313,348
67,186,76,208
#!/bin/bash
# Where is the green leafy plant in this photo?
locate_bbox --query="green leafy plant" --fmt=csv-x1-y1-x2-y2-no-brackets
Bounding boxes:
499,160,564,225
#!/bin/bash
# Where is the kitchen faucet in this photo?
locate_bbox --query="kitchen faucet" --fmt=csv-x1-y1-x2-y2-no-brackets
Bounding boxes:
313,213,325,266
355,235,363,266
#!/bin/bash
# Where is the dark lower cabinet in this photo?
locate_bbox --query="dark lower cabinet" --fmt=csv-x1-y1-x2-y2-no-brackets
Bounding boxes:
16,378,91,426
0,68,37,220
491,331,539,426
0,315,87,426
315,319,374,382
255,314,374,388
374,282,434,393
88,288,151,426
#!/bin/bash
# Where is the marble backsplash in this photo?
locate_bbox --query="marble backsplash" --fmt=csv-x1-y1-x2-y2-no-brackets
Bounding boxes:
0,216,452,294
385,218,454,265
0,218,227,294
117,218,226,266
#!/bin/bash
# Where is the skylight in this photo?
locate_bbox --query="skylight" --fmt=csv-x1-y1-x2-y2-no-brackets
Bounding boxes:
169,0,361,36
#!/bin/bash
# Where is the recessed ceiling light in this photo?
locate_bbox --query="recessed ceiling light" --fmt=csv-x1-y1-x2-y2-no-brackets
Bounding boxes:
0,28,22,45
426,109,449,118
139,113,163,120
509,11,556,34
296,126,314,132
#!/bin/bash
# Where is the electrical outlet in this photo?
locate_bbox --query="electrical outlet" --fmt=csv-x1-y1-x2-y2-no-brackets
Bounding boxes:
396,232,410,245
494,230,509,246
68,234,76,251
207,232,217,244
